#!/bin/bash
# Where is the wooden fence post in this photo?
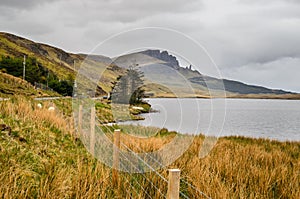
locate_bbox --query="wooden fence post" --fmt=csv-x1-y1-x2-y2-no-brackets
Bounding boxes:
78,104,83,134
90,106,95,155
167,169,181,199
112,129,121,186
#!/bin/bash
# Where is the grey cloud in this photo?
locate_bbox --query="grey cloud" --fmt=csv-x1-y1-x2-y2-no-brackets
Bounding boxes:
0,0,300,92
0,0,40,9
0,6,18,20
239,0,300,5
0,0,60,10
0,20,54,38
57,0,203,26
222,57,300,92
195,1,300,69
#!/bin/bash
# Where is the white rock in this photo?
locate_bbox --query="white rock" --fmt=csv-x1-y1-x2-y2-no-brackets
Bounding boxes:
132,106,144,110
48,106,55,111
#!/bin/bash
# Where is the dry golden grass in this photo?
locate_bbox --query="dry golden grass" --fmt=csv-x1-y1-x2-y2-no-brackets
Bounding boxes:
172,137,300,198
0,98,299,198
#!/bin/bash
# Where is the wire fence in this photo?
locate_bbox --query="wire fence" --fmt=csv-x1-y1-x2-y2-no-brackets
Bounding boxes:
76,105,212,199
34,82,53,91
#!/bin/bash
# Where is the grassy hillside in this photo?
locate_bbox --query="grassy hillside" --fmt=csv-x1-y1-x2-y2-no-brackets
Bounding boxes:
113,50,300,99
0,32,124,96
0,98,299,198
0,72,57,98
1,32,298,99
0,32,75,79
189,75,292,95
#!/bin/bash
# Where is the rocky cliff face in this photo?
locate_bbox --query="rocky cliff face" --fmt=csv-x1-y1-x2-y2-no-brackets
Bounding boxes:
141,50,180,69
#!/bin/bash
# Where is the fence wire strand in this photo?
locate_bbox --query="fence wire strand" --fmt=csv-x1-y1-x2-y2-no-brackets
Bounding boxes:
76,106,213,199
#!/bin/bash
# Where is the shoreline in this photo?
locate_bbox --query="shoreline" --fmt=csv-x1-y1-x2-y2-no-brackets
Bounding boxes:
114,98,300,143
144,94,300,100
115,123,300,143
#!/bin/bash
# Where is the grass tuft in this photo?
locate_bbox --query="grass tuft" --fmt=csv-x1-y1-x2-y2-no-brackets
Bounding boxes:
0,98,299,198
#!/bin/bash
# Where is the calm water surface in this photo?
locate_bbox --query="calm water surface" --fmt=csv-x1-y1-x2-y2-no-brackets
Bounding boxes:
121,98,300,141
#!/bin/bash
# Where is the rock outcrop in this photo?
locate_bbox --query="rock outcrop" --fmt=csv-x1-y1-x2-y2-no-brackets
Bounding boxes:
141,50,180,69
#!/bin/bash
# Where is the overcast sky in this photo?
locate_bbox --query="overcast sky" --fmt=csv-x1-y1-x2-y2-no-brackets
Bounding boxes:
0,0,299,92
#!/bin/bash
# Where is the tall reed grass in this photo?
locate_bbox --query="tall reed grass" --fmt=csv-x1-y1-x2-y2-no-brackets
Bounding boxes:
0,98,299,198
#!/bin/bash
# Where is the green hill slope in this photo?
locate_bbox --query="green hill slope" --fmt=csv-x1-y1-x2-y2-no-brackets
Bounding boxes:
0,32,124,96
0,32,75,79
1,32,298,99
0,72,58,98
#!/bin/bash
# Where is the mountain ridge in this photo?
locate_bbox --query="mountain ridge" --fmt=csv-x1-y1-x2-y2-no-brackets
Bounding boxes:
0,32,299,99
112,49,297,97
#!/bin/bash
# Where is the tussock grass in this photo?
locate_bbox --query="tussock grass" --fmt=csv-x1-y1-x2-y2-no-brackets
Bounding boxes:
171,136,300,198
0,98,299,198
0,72,59,98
